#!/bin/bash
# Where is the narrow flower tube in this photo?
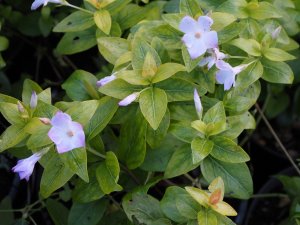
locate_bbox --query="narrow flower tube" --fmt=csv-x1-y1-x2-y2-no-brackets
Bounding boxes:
193,89,203,119
31,0,64,10
30,91,38,109
118,92,140,106
12,152,42,181
96,73,117,87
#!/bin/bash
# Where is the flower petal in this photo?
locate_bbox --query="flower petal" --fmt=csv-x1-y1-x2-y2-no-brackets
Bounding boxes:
50,111,72,128
216,70,234,88
96,74,117,87
179,16,200,34
119,92,140,106
197,16,214,32
203,31,218,49
216,60,232,71
184,37,207,59
185,186,210,207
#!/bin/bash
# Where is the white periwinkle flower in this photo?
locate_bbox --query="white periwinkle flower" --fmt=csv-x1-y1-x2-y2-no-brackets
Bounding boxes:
179,16,218,59
199,48,226,70
118,92,140,106
31,0,64,10
215,60,250,91
48,111,85,153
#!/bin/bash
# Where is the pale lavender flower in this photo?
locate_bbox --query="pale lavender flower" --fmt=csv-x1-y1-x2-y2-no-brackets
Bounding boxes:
31,0,63,10
199,48,226,70
193,89,202,119
48,111,85,153
96,73,117,87
215,60,250,91
179,16,218,59
271,26,281,40
30,91,38,109
12,152,42,181
118,92,140,106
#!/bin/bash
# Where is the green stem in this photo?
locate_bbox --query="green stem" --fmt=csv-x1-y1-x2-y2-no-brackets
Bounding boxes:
65,2,94,14
251,193,288,199
255,103,300,176
184,174,201,189
87,147,106,159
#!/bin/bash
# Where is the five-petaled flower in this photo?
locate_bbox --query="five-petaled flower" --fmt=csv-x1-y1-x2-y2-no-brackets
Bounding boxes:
179,16,218,59
12,152,42,181
185,177,237,216
215,60,250,91
31,0,64,10
48,111,85,153
199,48,226,70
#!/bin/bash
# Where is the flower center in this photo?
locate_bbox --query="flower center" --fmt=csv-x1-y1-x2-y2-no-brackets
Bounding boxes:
194,32,201,39
67,131,74,137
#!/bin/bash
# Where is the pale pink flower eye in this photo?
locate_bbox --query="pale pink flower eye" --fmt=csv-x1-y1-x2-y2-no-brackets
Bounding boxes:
48,111,85,153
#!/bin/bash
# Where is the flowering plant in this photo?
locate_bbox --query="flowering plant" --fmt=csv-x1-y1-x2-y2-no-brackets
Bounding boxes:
0,0,299,224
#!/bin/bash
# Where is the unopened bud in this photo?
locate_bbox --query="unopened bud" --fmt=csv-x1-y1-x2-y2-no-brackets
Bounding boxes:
39,117,51,125
17,101,25,113
193,89,203,119
30,91,38,109
271,26,281,40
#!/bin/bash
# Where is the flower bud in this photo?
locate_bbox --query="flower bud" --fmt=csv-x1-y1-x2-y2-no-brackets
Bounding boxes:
30,91,38,109
193,89,202,119
39,117,51,125
119,92,140,106
17,101,25,113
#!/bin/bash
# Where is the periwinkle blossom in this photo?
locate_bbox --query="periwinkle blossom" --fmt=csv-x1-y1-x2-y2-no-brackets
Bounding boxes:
119,92,140,106
96,73,117,87
48,111,85,153
31,0,64,10
215,60,250,91
179,16,218,59
12,152,43,181
198,48,226,70
193,89,202,119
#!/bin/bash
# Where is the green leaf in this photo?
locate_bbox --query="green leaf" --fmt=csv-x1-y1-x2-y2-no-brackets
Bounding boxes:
0,124,29,152
197,209,218,225
224,81,261,114
132,37,161,72
56,27,97,55
97,37,129,64
118,109,147,169
62,70,99,101
218,22,243,44
248,2,281,20
146,109,170,149
118,70,150,85
201,156,253,199
142,52,158,78
96,151,122,194
94,10,111,35
221,111,256,139
203,102,226,136
162,13,185,31
68,199,108,225
152,63,186,83
104,0,132,15
210,136,250,163
141,135,180,172
198,68,216,93
160,186,201,223
86,97,119,140
46,199,69,225
191,137,214,164
261,58,294,84
263,48,296,62
72,165,105,203
179,0,202,17
139,87,168,130
156,78,198,102
60,147,89,182
229,38,261,56
0,102,26,125
165,144,200,178
276,175,300,198
0,197,13,225
99,79,142,99
66,100,99,126
170,121,199,143
217,0,248,18
211,12,236,31
40,152,74,198
22,79,43,106
123,193,170,224
0,36,9,51
26,123,52,150
236,60,263,88
53,11,94,32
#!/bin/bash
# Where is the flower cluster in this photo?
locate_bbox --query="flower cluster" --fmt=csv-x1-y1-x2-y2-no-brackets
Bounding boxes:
12,111,85,181
180,16,250,91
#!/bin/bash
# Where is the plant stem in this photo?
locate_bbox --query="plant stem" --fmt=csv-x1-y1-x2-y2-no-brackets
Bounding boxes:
184,174,201,189
65,2,94,14
255,103,300,176
87,147,106,159
251,193,288,199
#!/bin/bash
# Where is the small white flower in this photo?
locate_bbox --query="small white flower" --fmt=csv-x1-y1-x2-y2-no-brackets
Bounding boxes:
12,152,42,181
31,0,64,10
118,92,140,106
216,60,250,91
96,73,117,87
179,16,218,59
193,89,202,119
199,48,226,70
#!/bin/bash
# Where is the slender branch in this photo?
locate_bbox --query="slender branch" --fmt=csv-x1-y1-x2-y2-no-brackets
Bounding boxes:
255,103,300,175
184,174,201,189
251,193,288,199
